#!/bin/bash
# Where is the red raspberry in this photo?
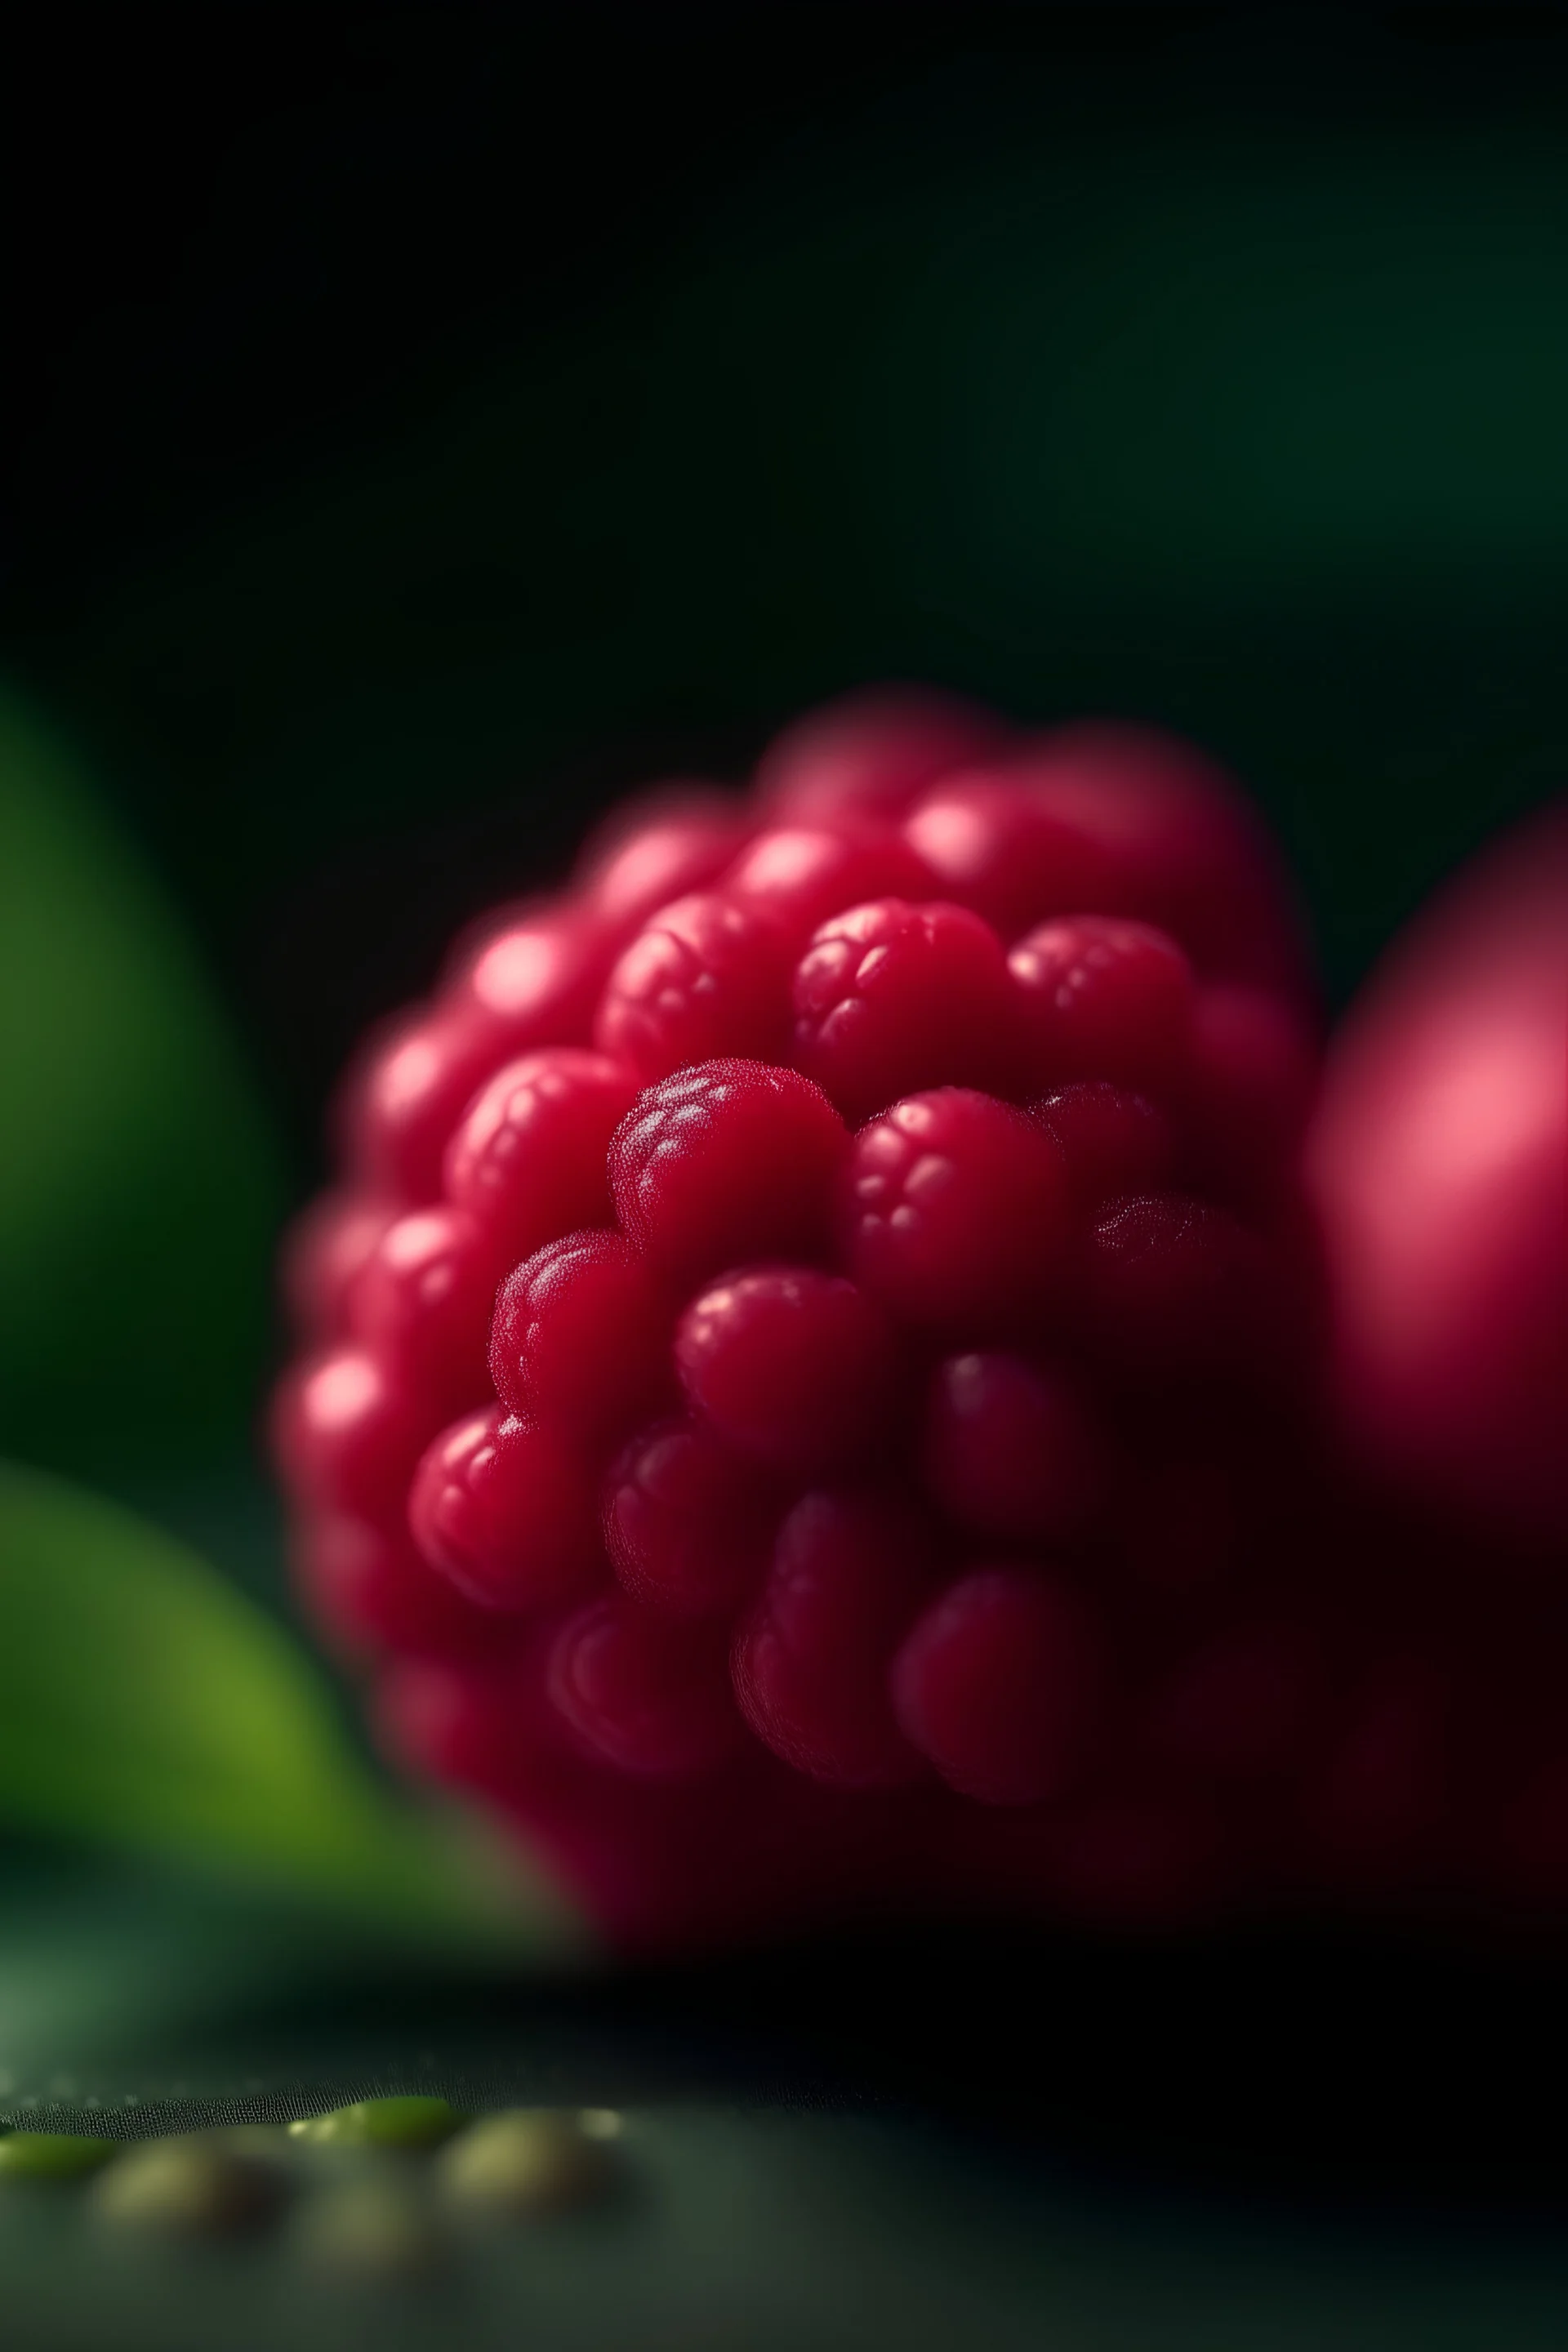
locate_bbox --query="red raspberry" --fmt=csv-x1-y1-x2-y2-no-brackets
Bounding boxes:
755,686,1009,822
604,1416,778,1618
345,1205,502,1417
1080,1192,1267,1384
908,723,1312,996
488,1231,672,1437
377,1650,541,1799
341,998,514,1205
608,1059,847,1281
272,1348,427,1521
1034,1082,1174,1212
723,820,936,933
547,1599,742,1780
924,1352,1108,1546
274,688,1365,1955
674,1267,899,1475
342,908,620,1205
792,898,1016,1122
408,1407,599,1611
732,1488,936,1787
1307,800,1568,1557
839,1088,1068,1331
904,775,1124,942
443,1048,639,1261
575,786,749,928
282,1190,398,1341
1009,915,1196,1093
596,892,794,1078
454,905,612,1036
1179,984,1318,1206
291,1512,491,1660
1014,725,1313,1002
891,1566,1096,1805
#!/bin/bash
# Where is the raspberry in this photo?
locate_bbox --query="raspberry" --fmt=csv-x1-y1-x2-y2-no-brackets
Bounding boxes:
282,1191,399,1341
891,1566,1095,1805
488,1231,672,1436
272,1348,427,1521
1009,915,1195,1093
1080,1192,1267,1384
408,1408,599,1611
732,1488,935,1787
839,1089,1068,1331
1307,800,1568,1557
291,1512,490,1660
1179,985,1318,1205
755,686,1009,822
274,688,1380,1955
576,786,749,928
904,777,1124,942
608,1059,847,1281
1034,1082,1173,1212
924,1352,1108,1546
455,906,612,1037
792,898,1016,1122
912,723,1312,996
377,1651,540,1798
596,892,793,1078
604,1417,777,1619
341,998,514,1205
674,1267,899,1474
345,1206,502,1417
443,1048,639,1260
342,908,621,1205
723,820,935,933
547,1599,742,1780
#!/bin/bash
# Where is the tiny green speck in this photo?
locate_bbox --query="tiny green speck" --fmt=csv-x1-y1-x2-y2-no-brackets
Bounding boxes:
0,2132,118,2181
288,2096,461,2149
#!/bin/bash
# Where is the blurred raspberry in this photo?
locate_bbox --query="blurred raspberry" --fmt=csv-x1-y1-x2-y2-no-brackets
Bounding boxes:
1307,800,1567,1559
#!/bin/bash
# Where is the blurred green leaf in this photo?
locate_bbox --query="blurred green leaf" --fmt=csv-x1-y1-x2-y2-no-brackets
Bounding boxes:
0,1460,578,1949
0,683,283,1482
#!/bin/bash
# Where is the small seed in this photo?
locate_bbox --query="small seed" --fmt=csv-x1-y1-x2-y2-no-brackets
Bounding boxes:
0,2132,117,2182
577,2108,625,2140
439,2109,621,2216
287,2096,462,2150
92,2138,283,2235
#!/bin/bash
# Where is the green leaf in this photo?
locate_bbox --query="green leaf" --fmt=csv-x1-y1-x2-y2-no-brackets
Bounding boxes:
0,684,283,1481
0,1461,581,1951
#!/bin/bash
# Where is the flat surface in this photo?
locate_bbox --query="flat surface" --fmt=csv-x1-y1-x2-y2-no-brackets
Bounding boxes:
5,1860,1568,2351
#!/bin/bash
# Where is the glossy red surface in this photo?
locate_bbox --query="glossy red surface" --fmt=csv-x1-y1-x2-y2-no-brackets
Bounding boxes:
1307,802,1566,1557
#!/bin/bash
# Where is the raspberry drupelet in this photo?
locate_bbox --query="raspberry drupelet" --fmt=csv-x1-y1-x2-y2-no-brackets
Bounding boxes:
282,685,1542,1953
